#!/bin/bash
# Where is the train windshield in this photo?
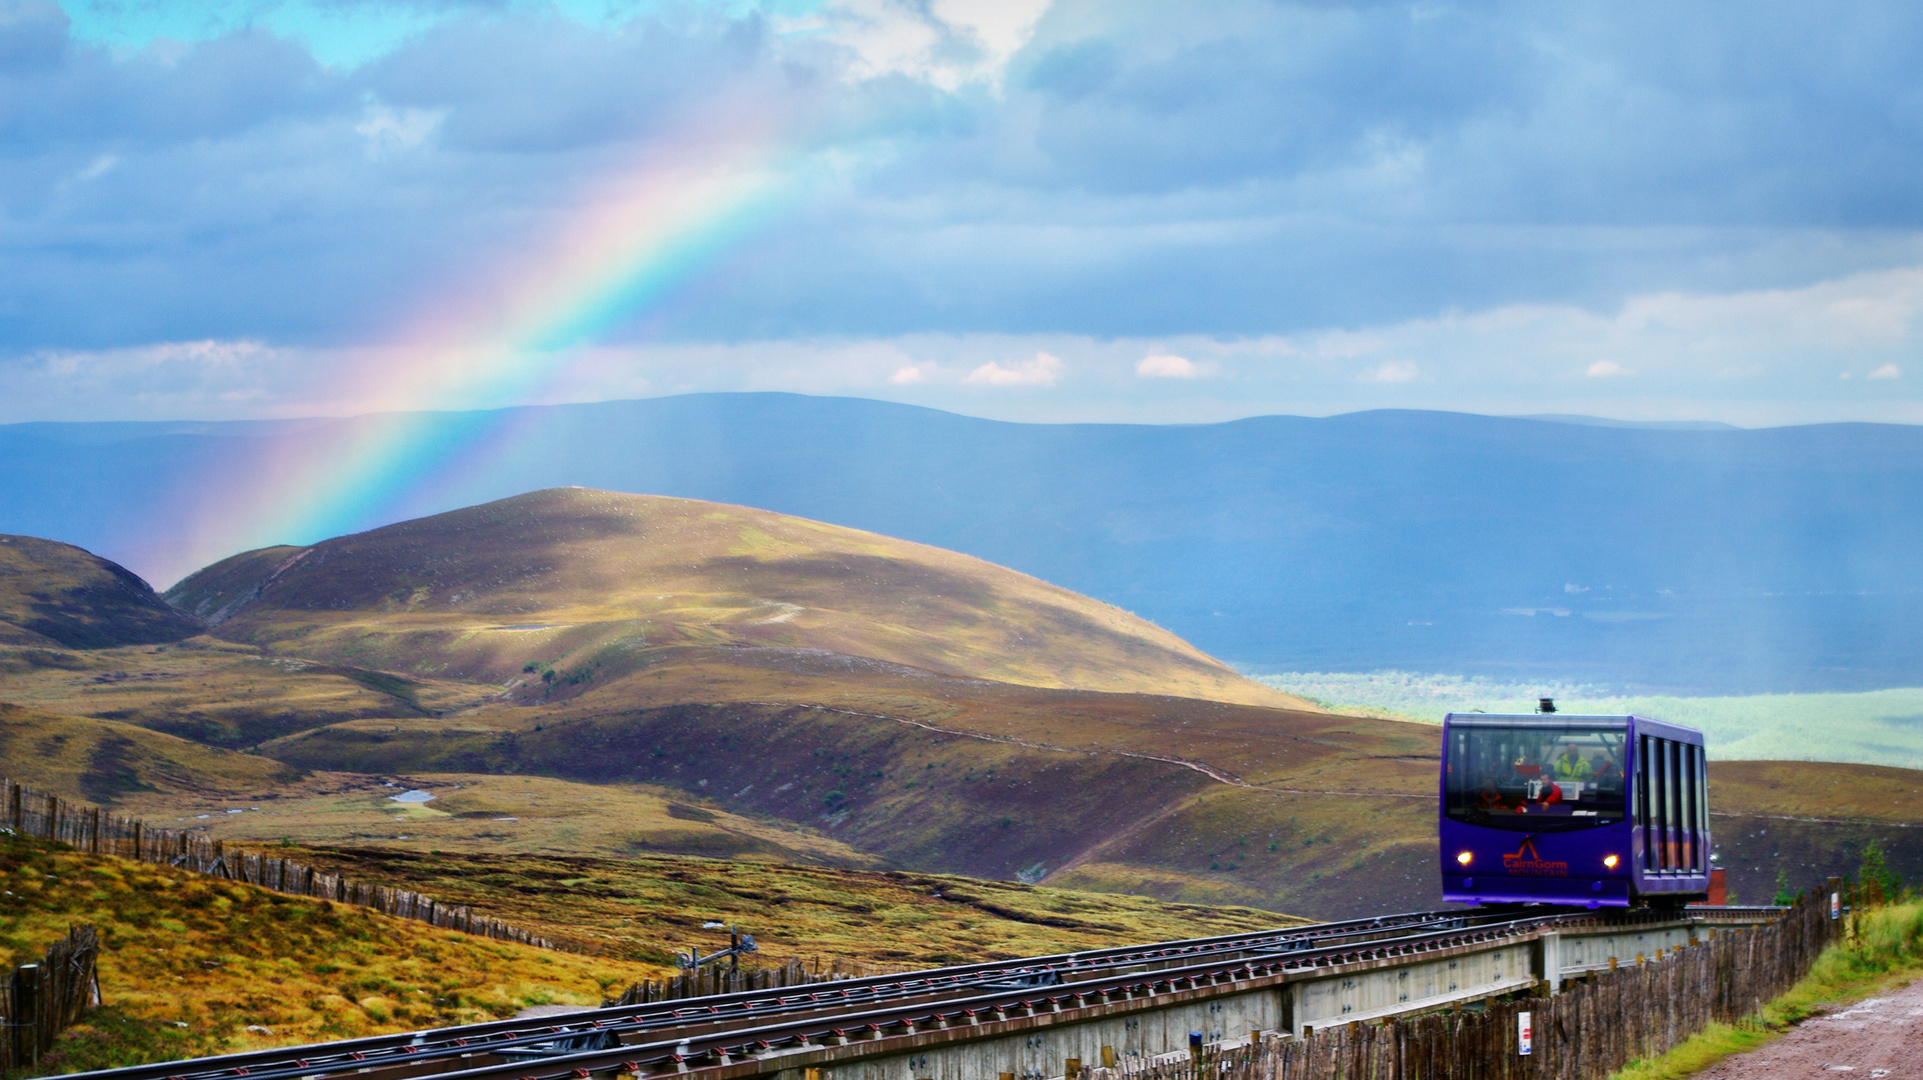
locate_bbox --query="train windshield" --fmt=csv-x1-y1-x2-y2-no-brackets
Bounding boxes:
1445,724,1628,831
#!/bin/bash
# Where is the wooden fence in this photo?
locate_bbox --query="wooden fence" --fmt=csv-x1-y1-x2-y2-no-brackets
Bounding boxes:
1090,886,1841,1080
1,926,100,1074
2,779,555,950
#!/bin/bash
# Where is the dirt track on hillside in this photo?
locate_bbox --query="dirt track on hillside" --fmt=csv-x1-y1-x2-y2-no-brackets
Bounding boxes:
1692,977,1923,1079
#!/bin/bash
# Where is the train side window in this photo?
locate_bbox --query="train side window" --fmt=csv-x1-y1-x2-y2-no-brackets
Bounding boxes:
1679,743,1696,872
1654,736,1670,871
1664,739,1680,872
1695,748,1711,872
1647,736,1660,871
1637,734,1655,871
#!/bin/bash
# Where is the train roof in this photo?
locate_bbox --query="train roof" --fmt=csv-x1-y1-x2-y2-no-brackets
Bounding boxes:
1441,712,1704,743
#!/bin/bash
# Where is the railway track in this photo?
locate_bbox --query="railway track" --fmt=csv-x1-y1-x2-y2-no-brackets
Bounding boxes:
67,905,1749,1080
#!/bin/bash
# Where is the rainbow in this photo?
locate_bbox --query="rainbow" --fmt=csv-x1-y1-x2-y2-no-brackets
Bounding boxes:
184,102,801,577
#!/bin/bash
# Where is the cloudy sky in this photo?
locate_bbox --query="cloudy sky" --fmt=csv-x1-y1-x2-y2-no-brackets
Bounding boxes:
4,0,1922,426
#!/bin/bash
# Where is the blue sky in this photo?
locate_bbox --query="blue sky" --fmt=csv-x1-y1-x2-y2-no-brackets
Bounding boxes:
3,0,1921,425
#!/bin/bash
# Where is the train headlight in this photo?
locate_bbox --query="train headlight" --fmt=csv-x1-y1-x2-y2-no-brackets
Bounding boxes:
1603,855,1619,869
1456,851,1473,866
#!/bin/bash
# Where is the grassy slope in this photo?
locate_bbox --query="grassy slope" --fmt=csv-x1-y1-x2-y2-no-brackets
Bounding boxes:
276,845,1305,969
121,772,882,870
1707,760,1923,906
0,536,201,650
0,836,654,1072
1,835,1300,1072
0,638,499,748
170,488,1305,709
0,702,882,870
258,648,1923,916
260,647,1447,916
0,703,296,804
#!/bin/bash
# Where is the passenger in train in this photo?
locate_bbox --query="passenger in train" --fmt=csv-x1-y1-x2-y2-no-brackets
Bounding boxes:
1474,777,1510,810
1553,742,1594,781
1590,747,1624,788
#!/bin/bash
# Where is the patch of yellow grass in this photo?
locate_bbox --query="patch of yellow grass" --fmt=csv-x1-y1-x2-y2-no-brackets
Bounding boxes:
277,845,1305,969
0,836,658,1071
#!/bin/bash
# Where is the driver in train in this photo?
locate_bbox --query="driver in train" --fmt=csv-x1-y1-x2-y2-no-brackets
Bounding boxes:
1508,751,1563,810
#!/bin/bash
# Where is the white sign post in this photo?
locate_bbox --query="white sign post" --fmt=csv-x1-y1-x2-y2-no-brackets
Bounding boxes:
1518,1011,1533,1056
1832,891,1841,920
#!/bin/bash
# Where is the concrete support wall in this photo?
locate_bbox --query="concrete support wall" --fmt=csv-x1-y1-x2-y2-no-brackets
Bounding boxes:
764,990,1286,1080
1290,943,1536,1032
1549,924,1702,986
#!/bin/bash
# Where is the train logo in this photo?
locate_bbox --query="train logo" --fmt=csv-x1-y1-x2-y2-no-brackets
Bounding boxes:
1500,838,1569,877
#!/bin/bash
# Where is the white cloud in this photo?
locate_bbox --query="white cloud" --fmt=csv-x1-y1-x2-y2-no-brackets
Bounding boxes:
1587,360,1630,377
787,0,1050,90
354,105,443,157
1361,360,1419,383
77,154,118,181
15,264,1923,426
1136,353,1197,378
965,351,1063,386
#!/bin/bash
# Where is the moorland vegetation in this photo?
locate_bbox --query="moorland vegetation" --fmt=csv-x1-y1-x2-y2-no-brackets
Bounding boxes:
3,488,1920,940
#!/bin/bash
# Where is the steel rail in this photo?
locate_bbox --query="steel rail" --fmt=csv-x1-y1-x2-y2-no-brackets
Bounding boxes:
331,908,1637,1080
61,908,1507,1080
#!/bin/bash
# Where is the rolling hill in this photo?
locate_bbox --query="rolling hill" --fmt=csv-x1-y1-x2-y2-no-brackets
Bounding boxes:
0,535,201,650
168,488,1303,709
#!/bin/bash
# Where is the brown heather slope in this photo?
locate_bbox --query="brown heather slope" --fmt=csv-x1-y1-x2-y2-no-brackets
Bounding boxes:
0,637,501,748
0,702,883,870
273,846,1304,969
0,535,201,649
0,702,297,804
261,646,1449,917
1706,760,1923,905
167,488,1305,709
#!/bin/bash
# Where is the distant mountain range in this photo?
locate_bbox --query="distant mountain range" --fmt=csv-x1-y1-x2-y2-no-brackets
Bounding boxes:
6,395,1920,694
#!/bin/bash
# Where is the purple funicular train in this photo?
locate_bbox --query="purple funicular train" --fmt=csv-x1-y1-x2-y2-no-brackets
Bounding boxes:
1439,711,1711,909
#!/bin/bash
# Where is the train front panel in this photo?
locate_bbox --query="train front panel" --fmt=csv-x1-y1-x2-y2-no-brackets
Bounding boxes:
1439,713,1708,907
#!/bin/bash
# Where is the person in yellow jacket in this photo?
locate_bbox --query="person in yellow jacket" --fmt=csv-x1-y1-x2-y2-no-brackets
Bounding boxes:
1553,742,1594,782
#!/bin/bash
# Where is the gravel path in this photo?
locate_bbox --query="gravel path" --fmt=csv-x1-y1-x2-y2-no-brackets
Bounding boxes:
1691,977,1923,1079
